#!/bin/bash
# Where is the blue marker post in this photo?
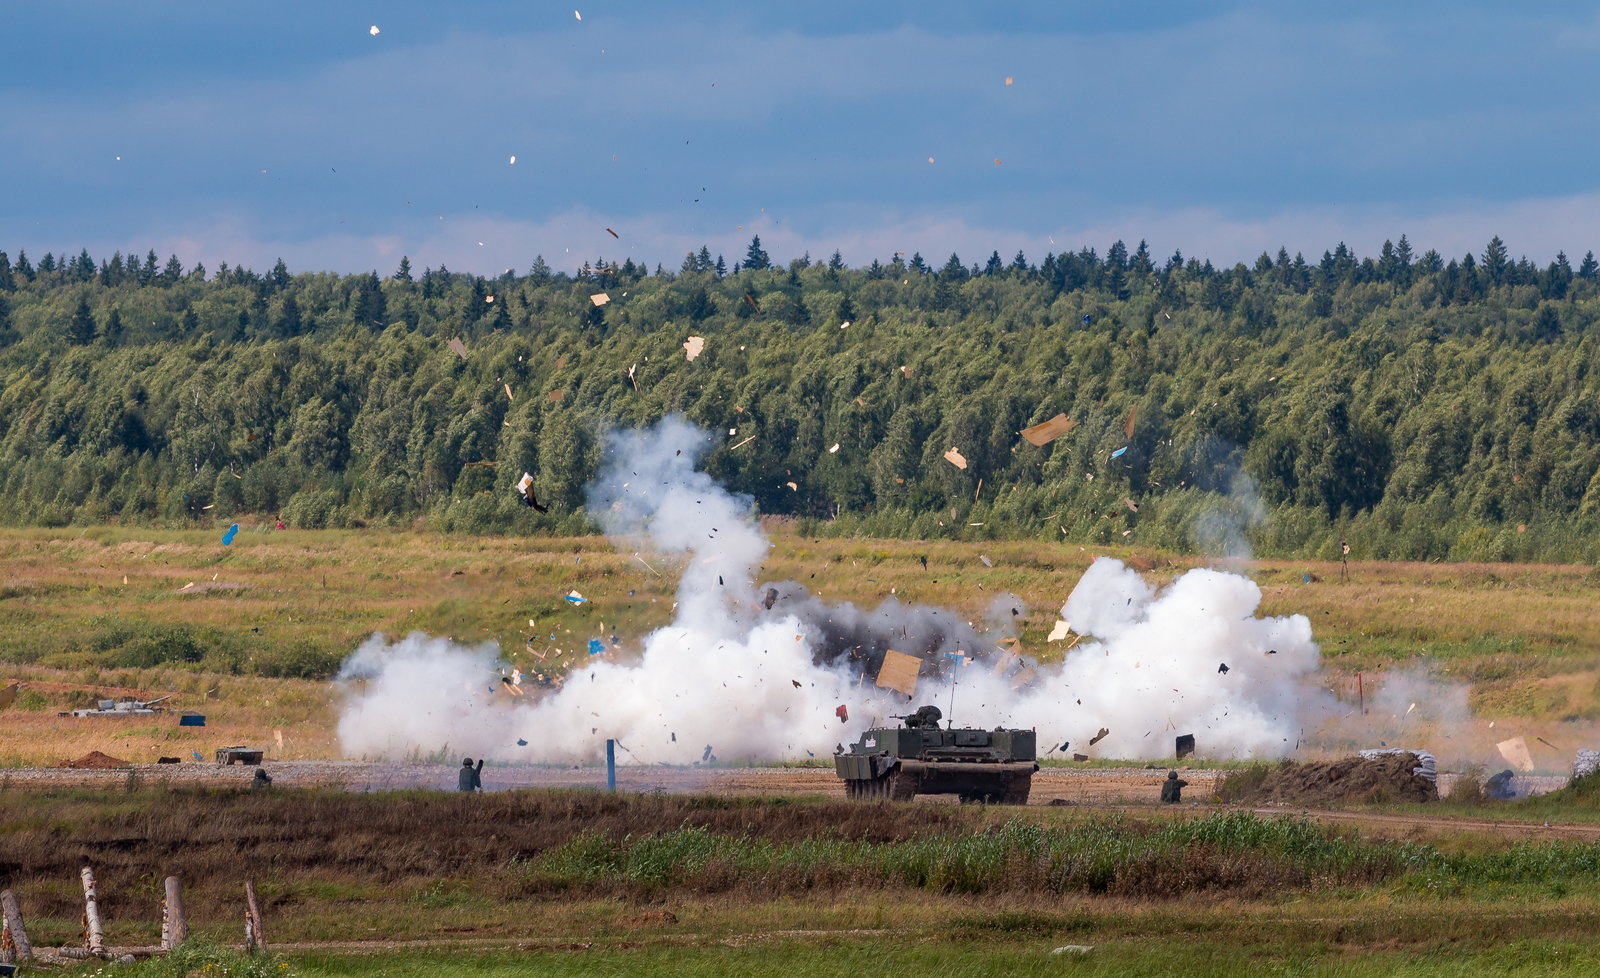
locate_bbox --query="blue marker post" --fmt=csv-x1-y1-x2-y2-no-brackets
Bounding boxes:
606,739,616,792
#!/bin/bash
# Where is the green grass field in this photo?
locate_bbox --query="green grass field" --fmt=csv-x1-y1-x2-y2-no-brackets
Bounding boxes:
16,788,1600,978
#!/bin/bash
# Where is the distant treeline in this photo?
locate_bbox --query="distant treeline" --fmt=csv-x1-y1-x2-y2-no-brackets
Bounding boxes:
1,233,1599,563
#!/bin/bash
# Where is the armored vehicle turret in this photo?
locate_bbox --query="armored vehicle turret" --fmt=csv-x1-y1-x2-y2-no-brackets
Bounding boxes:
834,705,1037,804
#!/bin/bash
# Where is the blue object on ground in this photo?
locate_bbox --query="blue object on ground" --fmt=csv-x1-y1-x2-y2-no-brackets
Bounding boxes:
221,523,239,545
1110,447,1127,459
179,714,206,726
589,639,604,655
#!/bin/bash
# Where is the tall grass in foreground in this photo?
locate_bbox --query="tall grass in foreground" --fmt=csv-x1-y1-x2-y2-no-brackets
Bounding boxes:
515,811,1428,899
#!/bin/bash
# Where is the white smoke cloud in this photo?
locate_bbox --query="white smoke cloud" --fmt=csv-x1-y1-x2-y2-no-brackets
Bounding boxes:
1020,558,1324,760
335,417,1329,765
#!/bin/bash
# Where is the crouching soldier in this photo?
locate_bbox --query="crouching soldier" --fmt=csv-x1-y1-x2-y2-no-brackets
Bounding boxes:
1159,770,1187,804
250,767,273,791
459,757,484,792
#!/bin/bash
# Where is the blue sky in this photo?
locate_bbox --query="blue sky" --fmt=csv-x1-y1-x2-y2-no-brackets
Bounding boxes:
6,2,1600,277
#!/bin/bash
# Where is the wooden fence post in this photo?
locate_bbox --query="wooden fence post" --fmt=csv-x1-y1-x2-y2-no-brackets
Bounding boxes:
80,866,106,955
245,880,264,951
0,889,32,963
161,877,188,951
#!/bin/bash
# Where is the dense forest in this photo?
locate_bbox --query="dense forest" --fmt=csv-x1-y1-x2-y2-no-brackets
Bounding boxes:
1,233,1599,563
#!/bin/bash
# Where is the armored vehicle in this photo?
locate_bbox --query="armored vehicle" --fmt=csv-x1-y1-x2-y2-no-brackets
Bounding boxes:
835,705,1037,803
60,695,173,718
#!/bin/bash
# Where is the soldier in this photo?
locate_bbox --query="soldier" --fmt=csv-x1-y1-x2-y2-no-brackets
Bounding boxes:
250,767,273,791
458,757,484,792
1159,770,1187,804
1485,769,1516,800
903,705,943,729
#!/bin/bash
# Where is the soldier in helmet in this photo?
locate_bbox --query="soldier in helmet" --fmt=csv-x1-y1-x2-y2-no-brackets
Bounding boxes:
458,757,484,793
1159,770,1187,804
250,767,273,791
902,705,943,729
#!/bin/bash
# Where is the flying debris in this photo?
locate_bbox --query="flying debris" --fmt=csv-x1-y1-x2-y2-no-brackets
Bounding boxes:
1019,414,1078,446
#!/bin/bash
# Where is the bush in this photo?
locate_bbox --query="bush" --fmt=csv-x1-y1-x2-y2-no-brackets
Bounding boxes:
254,641,341,680
126,940,295,978
1217,764,1272,803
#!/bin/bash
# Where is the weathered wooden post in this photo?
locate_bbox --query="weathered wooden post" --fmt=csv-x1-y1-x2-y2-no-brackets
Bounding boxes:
0,889,32,963
161,877,188,950
81,866,106,955
244,880,264,951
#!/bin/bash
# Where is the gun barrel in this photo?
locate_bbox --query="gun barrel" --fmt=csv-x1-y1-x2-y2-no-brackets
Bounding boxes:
145,695,173,706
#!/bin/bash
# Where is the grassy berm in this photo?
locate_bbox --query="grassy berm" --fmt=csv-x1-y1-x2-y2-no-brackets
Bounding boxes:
11,787,1600,977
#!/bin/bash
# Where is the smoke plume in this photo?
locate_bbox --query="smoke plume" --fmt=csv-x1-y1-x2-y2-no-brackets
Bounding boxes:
336,416,1328,765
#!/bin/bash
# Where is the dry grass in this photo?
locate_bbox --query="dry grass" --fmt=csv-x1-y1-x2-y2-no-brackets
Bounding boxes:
0,526,1595,766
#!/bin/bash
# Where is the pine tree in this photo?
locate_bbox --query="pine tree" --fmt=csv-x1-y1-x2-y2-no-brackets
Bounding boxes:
15,250,31,281
828,250,844,272
141,250,158,284
272,258,292,290
984,251,1003,275
1378,240,1397,280
1581,252,1598,279
715,255,726,277
39,253,56,274
941,253,966,279
1105,240,1128,270
1130,241,1153,276
1105,260,1127,300
909,253,927,274
1010,250,1029,274
0,252,12,292
743,236,771,270
67,296,94,345
696,246,713,273
1165,250,1183,275
1395,234,1414,269
278,295,302,336
529,255,551,280
1481,236,1509,283
352,271,386,329
99,307,123,345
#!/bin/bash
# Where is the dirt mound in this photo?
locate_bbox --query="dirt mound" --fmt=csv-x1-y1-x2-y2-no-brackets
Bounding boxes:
1238,753,1437,805
54,751,132,770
